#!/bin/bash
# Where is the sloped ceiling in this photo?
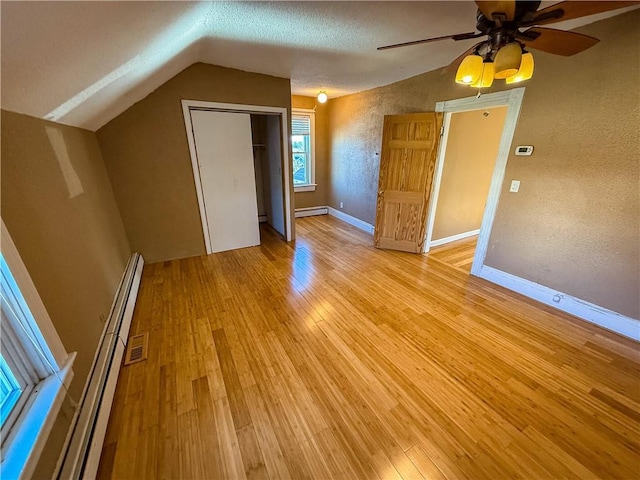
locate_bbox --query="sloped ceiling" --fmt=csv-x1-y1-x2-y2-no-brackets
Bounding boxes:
1,1,636,131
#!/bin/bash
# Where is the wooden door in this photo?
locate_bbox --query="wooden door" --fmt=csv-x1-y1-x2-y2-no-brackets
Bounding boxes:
190,110,260,253
374,112,443,253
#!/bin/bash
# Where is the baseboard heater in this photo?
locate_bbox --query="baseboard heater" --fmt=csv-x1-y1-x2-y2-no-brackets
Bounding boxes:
295,206,328,218
56,253,144,480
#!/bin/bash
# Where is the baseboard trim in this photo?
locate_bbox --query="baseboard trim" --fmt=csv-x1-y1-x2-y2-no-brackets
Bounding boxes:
430,229,480,247
258,214,267,223
57,253,144,479
477,265,640,341
327,207,375,234
295,206,328,218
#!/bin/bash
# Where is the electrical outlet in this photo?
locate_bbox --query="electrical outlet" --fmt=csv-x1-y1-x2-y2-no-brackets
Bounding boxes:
340,202,344,208
509,180,520,193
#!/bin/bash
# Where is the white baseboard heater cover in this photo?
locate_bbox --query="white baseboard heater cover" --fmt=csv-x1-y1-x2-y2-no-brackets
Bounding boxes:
295,206,328,218
56,253,144,480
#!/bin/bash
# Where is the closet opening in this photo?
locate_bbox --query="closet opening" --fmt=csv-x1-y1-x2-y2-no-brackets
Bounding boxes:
251,114,286,240
182,100,293,255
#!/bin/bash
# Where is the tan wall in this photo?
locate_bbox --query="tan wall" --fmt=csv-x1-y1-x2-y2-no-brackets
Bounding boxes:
291,95,329,208
432,107,507,241
327,10,639,319
1,110,131,396
97,63,293,263
1,109,131,478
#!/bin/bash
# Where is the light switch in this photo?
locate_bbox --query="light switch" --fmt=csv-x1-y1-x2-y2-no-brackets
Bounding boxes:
509,180,520,193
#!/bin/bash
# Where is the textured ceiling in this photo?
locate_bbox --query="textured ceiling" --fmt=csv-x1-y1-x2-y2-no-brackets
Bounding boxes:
1,1,636,131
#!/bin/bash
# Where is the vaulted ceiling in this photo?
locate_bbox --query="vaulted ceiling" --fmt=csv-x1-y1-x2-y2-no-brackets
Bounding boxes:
1,1,636,131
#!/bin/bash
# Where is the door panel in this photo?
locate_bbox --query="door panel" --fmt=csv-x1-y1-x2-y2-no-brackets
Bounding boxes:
190,110,260,253
374,112,443,253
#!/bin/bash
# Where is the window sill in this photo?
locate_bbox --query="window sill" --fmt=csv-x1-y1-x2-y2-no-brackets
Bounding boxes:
294,184,317,193
1,353,75,479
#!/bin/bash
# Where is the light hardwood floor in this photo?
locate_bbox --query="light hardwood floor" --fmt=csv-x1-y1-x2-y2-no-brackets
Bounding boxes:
428,237,478,273
98,215,640,479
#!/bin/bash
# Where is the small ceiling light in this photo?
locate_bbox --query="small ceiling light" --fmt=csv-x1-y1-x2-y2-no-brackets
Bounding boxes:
506,52,535,84
317,91,328,103
494,42,523,79
455,55,484,85
470,61,495,88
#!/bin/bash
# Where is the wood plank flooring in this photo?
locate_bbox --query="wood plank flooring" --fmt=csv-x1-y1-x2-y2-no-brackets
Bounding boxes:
428,237,477,273
98,215,640,480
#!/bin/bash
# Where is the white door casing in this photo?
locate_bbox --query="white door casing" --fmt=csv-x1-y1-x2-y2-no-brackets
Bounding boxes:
182,100,293,253
424,88,525,277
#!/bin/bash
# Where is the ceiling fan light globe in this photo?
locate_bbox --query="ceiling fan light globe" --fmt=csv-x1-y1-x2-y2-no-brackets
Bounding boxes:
471,62,495,88
455,55,483,85
494,42,523,79
506,53,535,84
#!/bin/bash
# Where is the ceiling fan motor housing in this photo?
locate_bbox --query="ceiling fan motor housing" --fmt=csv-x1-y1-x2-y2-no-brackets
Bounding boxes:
377,0,634,70
475,0,541,54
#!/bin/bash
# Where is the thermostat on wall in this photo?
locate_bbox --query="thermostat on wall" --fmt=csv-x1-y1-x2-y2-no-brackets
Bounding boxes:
515,145,534,156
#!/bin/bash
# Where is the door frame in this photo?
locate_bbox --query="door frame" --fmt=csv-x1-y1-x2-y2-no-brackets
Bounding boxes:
182,100,293,253
423,88,525,277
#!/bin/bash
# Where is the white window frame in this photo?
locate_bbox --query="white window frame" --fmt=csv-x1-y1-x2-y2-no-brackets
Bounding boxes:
292,108,316,192
0,219,74,480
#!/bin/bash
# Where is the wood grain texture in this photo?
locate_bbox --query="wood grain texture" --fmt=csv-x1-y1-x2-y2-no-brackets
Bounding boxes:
374,113,443,253
429,236,478,273
98,216,640,479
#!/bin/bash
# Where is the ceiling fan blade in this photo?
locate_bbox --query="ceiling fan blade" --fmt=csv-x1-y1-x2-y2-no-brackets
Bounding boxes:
519,27,599,56
441,41,485,75
377,32,480,51
529,1,639,26
475,1,516,21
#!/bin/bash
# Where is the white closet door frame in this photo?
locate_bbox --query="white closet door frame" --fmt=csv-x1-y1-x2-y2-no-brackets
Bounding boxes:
182,100,293,253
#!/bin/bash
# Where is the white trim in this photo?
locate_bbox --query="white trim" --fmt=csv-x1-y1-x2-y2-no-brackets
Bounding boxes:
292,108,316,190
423,89,525,281
295,206,328,218
258,214,268,223
1,220,68,369
477,265,640,341
1,354,75,480
181,100,293,251
57,253,144,480
80,340,125,479
424,117,453,252
430,229,480,247
0,219,77,478
294,184,317,193
327,207,374,234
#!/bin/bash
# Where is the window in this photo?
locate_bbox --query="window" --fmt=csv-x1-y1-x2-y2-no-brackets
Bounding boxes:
1,255,48,436
0,220,72,479
291,109,316,192
0,355,22,427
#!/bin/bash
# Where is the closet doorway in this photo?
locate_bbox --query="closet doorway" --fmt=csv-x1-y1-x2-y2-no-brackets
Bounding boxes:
182,100,293,254
251,114,286,238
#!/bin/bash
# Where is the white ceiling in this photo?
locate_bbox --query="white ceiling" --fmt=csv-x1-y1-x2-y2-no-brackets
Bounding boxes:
1,1,636,131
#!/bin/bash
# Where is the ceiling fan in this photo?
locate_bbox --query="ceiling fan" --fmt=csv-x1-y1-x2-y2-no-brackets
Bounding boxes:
378,1,639,87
